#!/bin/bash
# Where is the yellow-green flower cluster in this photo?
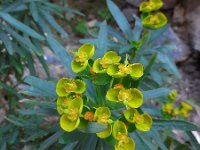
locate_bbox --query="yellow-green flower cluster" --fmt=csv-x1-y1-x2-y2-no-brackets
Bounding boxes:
162,90,193,118
139,0,167,29
56,44,153,150
56,78,86,132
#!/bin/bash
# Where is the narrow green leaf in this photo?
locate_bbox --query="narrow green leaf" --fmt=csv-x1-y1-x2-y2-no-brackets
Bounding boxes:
95,21,108,58
131,131,156,150
153,119,200,131
43,2,84,16
19,99,56,109
63,141,79,150
0,30,13,54
92,74,111,85
143,88,171,100
39,129,64,150
23,76,57,97
132,14,143,41
80,122,107,133
106,0,134,40
0,12,44,40
30,2,39,22
41,10,68,38
135,53,157,87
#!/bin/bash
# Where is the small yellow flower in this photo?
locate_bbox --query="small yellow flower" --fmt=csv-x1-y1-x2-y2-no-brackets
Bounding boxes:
94,107,112,138
124,108,152,132
162,103,174,114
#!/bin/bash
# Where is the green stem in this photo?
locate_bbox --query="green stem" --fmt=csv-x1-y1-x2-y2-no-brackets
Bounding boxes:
96,85,104,106
109,78,114,88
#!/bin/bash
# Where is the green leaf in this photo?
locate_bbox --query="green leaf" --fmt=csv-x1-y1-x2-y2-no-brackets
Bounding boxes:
153,119,200,131
143,87,171,100
95,21,107,58
92,74,111,85
41,10,68,38
18,108,56,115
43,2,84,16
30,2,39,22
39,129,64,150
0,30,13,54
131,131,156,150
132,14,143,41
23,76,57,98
149,24,169,42
19,99,56,109
0,12,44,40
106,0,134,41
80,122,107,133
63,141,79,150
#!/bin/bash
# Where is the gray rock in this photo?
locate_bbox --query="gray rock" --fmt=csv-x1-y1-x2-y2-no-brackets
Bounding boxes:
122,8,138,22
185,0,200,51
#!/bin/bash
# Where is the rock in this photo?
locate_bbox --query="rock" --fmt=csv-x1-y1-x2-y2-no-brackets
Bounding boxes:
185,0,200,51
173,4,185,24
156,27,191,62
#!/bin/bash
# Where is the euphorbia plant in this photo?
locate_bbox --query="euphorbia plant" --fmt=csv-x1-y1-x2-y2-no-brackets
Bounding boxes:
56,43,152,149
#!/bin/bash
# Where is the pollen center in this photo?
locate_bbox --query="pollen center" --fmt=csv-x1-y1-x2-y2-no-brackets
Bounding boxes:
118,64,132,74
116,133,129,146
75,51,88,62
97,114,109,125
100,58,112,68
133,113,144,124
67,108,79,121
118,89,131,102
64,81,77,92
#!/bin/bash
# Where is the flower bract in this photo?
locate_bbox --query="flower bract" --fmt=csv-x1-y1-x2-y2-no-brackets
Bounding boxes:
60,97,83,132
94,107,112,138
93,51,121,73
141,12,167,29
106,87,143,108
113,121,135,150
124,108,152,132
56,78,86,97
71,43,95,73
140,0,163,12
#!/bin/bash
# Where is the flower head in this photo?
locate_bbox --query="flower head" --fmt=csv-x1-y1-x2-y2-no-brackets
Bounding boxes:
106,87,143,108
124,108,152,132
56,78,86,97
93,51,121,73
71,44,95,73
60,97,83,132
162,103,174,114
94,107,112,138
107,63,143,79
140,0,163,12
168,90,177,101
112,121,135,150
141,12,167,29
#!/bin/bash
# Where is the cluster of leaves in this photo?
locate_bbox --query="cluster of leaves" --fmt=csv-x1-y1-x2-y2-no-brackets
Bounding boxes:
0,0,83,149
162,90,193,118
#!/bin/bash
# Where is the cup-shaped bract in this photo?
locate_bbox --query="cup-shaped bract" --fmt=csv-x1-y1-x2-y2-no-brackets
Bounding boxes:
112,121,135,150
140,0,163,12
141,12,167,29
93,51,121,73
124,108,152,132
60,97,83,132
71,44,95,73
56,78,86,97
95,107,112,138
